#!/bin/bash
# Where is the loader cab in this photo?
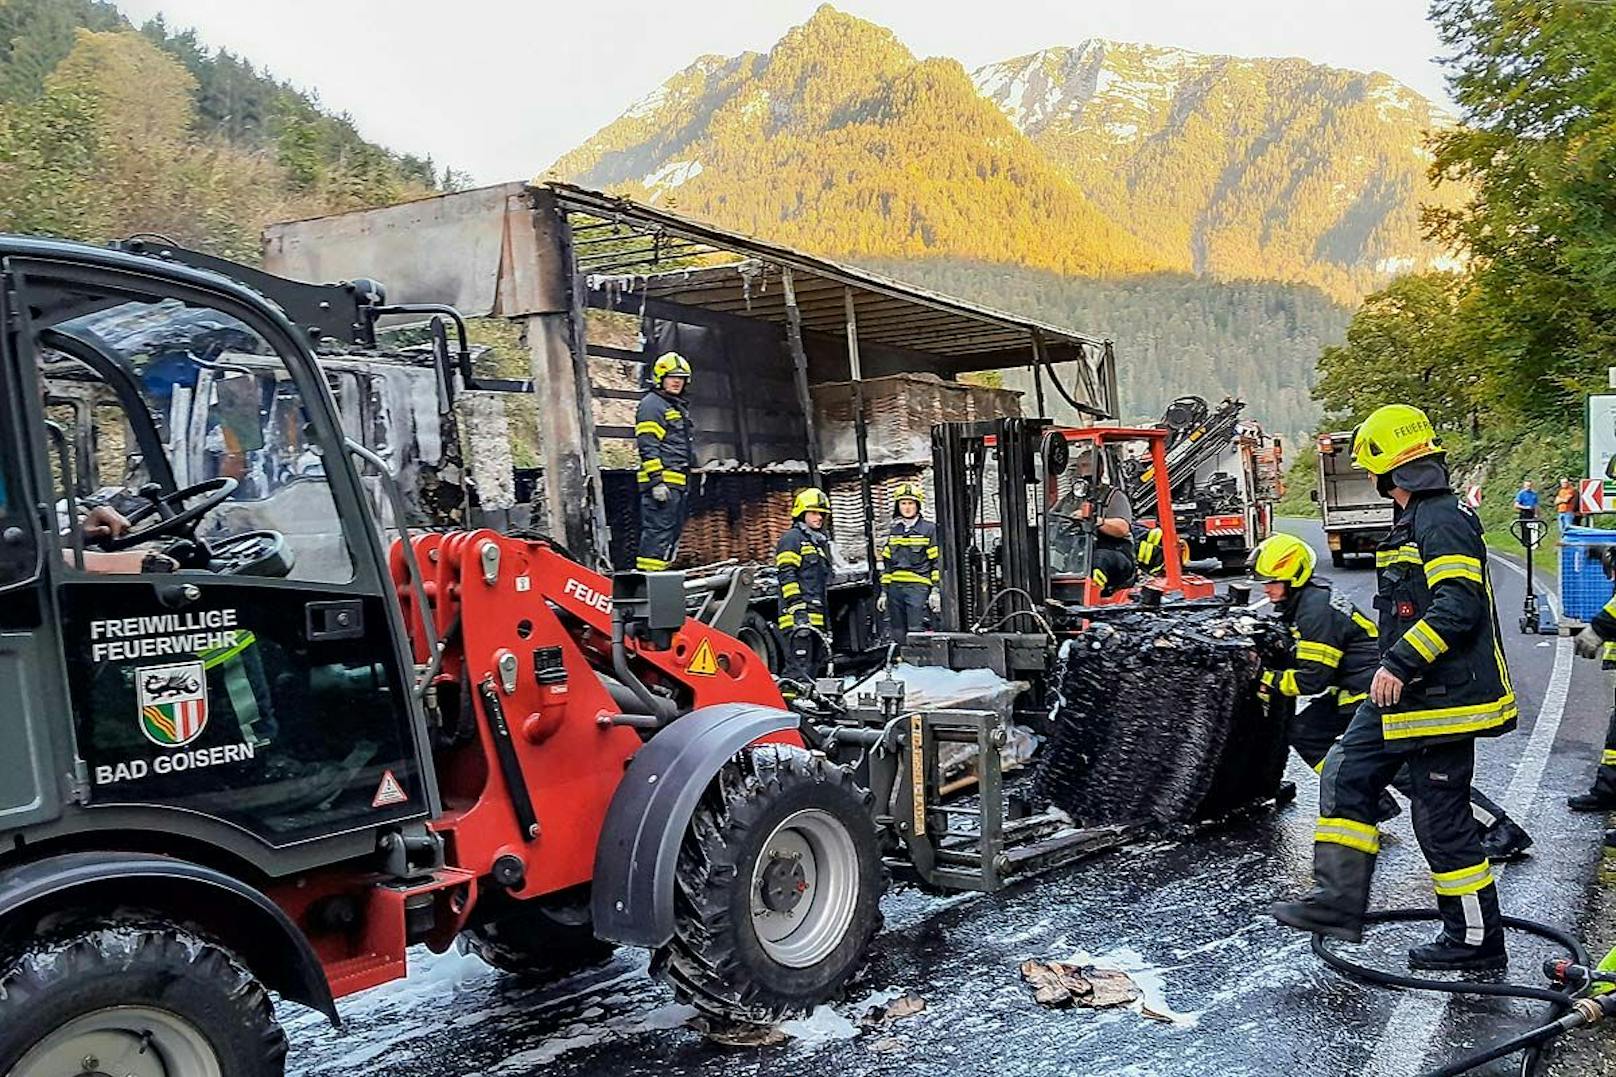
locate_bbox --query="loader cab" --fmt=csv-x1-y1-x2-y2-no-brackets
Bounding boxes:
0,241,432,866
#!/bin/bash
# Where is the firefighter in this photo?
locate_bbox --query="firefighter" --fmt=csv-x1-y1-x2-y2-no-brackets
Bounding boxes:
1272,404,1516,972
776,487,834,685
878,481,939,645
1566,580,1616,813
1066,446,1136,595
634,352,695,571
1250,532,1532,861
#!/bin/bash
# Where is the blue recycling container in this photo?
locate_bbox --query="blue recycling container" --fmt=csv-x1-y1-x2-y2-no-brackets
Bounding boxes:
1560,525,1616,621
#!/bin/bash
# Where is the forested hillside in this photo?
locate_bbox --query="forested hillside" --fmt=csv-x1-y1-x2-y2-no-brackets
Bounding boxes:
0,0,448,261
863,260,1350,437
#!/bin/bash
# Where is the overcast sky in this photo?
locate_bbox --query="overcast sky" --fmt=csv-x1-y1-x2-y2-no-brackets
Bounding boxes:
115,1,1454,185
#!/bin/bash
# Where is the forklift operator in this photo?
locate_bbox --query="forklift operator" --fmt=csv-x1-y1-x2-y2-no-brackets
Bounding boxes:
1054,446,1137,595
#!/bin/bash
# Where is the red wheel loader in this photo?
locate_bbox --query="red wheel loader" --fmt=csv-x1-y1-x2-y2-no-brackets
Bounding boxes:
0,236,1283,1076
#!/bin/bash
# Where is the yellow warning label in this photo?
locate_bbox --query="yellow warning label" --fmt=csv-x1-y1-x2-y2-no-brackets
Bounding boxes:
686,638,719,676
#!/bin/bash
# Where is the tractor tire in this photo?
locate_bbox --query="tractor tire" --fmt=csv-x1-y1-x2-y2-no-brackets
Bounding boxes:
1330,550,1347,569
653,744,885,1023
0,920,286,1077
736,609,783,674
461,906,615,979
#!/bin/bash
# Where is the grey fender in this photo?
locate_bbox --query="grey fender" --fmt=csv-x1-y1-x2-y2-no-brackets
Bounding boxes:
0,851,338,1023
591,702,799,948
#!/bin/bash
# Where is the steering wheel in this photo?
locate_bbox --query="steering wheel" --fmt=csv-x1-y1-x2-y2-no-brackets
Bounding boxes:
207,529,294,578
97,478,238,551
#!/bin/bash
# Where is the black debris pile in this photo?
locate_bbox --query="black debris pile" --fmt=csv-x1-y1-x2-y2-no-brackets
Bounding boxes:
1032,607,1292,826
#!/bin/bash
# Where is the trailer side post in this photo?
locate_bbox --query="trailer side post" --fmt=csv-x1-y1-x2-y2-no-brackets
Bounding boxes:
519,189,611,568
844,286,879,582
780,266,822,488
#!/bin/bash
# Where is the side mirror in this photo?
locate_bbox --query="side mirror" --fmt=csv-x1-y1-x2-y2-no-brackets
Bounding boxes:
1309,489,1319,502
1605,456,1616,480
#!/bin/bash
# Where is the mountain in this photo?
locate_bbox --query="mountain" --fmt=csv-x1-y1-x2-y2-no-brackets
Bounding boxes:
553,7,1459,305
973,42,1464,302
550,7,1165,277
549,6,1458,433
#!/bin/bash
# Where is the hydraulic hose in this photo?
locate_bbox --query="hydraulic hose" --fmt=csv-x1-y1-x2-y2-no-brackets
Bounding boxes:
1311,908,1592,1077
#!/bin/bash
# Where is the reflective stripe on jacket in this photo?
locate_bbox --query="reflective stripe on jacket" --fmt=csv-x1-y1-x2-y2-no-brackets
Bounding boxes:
880,516,938,588
1266,580,1379,701
776,521,832,629
1373,491,1515,741
635,389,695,487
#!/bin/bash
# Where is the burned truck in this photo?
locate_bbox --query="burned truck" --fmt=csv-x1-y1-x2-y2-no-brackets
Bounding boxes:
258,181,1121,672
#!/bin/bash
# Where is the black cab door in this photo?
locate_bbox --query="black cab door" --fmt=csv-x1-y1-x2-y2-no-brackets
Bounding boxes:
13,258,433,857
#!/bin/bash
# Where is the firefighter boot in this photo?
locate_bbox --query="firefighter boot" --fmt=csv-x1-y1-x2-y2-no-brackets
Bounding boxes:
1408,886,1507,972
1479,817,1533,862
1271,842,1373,943
1567,789,1616,812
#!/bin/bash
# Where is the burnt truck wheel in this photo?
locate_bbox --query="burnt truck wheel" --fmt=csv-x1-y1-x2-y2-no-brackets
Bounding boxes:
0,921,286,1077
654,744,884,1022
736,610,783,673
460,904,615,978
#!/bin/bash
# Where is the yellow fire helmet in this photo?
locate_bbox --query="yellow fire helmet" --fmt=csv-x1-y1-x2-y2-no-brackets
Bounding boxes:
791,486,832,519
1351,403,1442,475
651,351,692,387
892,480,925,510
1248,532,1317,588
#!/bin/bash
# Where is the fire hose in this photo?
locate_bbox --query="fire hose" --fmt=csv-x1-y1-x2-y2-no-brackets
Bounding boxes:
1312,908,1614,1076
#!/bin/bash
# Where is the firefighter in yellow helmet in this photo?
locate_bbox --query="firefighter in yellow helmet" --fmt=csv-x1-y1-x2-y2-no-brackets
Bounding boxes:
634,352,695,571
1250,532,1529,859
1272,404,1518,973
775,487,833,684
879,481,940,646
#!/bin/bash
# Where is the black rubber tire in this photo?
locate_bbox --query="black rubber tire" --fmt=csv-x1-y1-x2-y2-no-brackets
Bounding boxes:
736,609,783,674
1330,550,1347,568
0,920,286,1076
461,906,616,978
653,744,885,1023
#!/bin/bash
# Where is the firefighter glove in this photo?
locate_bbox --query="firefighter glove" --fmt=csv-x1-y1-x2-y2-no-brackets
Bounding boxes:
1575,625,1604,660
877,591,888,613
651,483,670,503
927,589,941,614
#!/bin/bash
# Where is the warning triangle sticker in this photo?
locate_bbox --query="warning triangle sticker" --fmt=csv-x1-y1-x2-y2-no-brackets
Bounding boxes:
372,770,408,808
686,638,719,676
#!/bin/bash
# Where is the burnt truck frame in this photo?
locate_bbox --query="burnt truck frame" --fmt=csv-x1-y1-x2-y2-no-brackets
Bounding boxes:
255,181,1121,671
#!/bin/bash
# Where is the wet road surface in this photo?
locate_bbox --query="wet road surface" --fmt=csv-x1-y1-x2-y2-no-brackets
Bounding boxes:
284,520,1614,1077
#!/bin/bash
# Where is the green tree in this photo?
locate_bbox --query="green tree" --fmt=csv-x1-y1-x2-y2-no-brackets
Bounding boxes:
1426,0,1616,427
1311,272,1474,430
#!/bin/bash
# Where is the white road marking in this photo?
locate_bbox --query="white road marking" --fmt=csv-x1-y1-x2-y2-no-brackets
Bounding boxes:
1488,549,1561,621
1366,632,1575,1077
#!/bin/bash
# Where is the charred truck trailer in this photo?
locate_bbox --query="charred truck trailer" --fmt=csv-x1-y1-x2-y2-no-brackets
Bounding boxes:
0,222,1289,1073
259,182,1121,674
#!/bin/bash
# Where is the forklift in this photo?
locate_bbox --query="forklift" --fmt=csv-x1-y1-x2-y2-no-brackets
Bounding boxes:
0,236,1287,1075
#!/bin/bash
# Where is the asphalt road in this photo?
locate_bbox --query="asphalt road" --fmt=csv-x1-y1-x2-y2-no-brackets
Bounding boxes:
283,519,1616,1077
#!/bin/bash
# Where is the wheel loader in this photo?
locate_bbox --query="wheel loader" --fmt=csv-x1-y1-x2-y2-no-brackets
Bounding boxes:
0,235,1284,1075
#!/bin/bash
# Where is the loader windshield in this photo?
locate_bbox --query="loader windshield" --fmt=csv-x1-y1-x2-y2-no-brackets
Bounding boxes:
39,294,354,583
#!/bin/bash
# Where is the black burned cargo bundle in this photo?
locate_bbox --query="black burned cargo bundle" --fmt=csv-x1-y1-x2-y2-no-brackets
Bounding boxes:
1034,609,1292,826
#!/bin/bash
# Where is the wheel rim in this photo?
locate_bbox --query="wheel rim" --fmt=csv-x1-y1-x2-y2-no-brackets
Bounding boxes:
13,1006,221,1077
749,807,860,968
736,622,774,671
